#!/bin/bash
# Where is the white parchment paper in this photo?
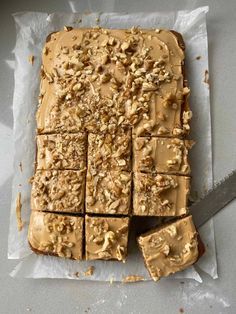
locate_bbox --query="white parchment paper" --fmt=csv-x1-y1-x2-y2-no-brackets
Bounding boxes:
8,7,217,282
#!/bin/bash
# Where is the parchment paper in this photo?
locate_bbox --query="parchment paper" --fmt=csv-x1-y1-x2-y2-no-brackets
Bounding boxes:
8,7,217,282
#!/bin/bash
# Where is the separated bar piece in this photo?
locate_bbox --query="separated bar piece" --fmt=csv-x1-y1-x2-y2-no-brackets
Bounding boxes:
133,137,192,175
31,170,85,213
36,133,87,170
28,212,84,260
87,128,131,174
86,170,131,215
137,215,204,281
133,173,190,216
85,215,129,261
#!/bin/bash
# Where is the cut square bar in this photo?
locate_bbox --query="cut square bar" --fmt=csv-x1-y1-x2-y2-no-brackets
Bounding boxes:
28,211,84,260
85,215,129,261
86,170,131,215
87,128,131,173
138,215,203,281
31,170,85,213
36,133,87,170
133,137,192,175
133,173,190,216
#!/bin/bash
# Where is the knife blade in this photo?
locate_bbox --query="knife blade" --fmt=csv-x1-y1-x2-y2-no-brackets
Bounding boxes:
190,170,236,228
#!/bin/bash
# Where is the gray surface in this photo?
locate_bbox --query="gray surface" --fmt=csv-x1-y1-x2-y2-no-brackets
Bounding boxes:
0,0,236,313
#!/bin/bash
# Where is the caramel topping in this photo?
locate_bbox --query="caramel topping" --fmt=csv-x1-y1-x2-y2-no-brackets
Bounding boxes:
86,170,131,215
37,28,190,136
133,173,190,216
88,128,131,174
85,215,129,261
28,212,84,260
31,170,85,213
138,216,199,281
36,133,87,170
133,137,192,175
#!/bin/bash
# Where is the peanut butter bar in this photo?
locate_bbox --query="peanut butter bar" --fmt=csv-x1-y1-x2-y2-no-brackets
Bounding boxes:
36,133,87,170
37,28,190,135
86,170,131,215
31,170,85,213
28,211,84,260
138,216,201,281
87,128,131,173
133,137,192,175
133,173,190,216
85,215,129,261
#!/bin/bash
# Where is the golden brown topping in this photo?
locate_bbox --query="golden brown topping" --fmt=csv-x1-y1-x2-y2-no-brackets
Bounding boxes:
133,173,190,216
88,128,131,174
133,137,191,175
122,275,145,283
86,171,131,215
31,170,85,213
138,216,199,281
85,215,129,261
36,133,87,170
28,212,83,260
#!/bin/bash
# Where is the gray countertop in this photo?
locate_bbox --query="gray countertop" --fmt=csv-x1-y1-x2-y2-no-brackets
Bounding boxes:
0,1,235,313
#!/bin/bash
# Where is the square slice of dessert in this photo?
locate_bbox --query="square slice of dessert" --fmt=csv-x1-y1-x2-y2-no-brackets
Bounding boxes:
87,128,131,174
133,173,190,216
85,215,129,261
133,137,192,175
86,170,131,215
137,215,204,281
28,212,84,260
31,170,85,213
36,133,87,170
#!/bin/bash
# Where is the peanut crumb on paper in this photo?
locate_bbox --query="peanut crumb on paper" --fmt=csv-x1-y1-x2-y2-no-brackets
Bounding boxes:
28,55,34,65
196,55,201,60
19,162,23,172
84,266,95,276
16,192,23,231
204,69,209,85
75,272,80,278
122,275,145,283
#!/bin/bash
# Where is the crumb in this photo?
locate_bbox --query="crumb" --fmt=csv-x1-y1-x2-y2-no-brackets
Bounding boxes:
64,26,73,32
26,307,32,312
196,56,201,60
18,184,22,187
84,266,95,276
78,18,82,23
96,17,100,24
179,308,184,313
204,69,209,85
122,275,145,283
84,307,90,313
109,277,114,284
16,192,23,231
180,281,185,284
75,272,80,278
28,55,34,65
19,162,23,172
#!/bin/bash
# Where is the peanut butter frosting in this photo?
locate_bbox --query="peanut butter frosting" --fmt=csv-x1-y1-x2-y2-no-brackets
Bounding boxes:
31,170,85,213
133,173,190,216
133,137,192,175
85,215,129,261
138,215,199,281
88,128,131,174
36,133,87,170
37,27,191,136
28,211,84,260
86,170,131,215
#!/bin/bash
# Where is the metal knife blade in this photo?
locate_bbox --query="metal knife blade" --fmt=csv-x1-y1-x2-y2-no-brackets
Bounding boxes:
190,170,236,228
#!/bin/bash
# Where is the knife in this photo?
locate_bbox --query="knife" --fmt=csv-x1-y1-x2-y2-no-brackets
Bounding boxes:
190,170,236,228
